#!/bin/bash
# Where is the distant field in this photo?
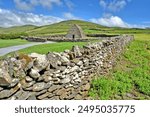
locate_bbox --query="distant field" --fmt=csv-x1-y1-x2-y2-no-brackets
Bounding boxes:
134,34,150,41
0,39,30,48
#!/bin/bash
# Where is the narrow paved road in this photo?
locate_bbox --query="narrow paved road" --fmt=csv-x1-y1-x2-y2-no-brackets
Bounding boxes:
0,41,56,56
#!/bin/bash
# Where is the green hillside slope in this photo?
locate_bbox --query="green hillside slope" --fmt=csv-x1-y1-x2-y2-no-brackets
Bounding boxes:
0,20,150,37
26,20,107,36
0,25,37,34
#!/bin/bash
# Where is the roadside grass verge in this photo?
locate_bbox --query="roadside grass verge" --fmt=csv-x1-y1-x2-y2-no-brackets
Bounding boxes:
89,39,150,100
12,41,88,54
0,39,30,48
0,39,100,59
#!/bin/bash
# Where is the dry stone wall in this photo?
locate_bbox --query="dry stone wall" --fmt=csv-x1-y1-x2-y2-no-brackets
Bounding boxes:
21,35,89,42
22,36,48,42
0,35,134,100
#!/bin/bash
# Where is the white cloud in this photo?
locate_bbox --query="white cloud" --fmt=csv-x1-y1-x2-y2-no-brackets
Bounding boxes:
64,0,74,10
0,8,63,27
90,16,129,27
14,0,32,11
0,8,147,29
99,0,107,8
99,0,131,12
63,12,81,20
14,0,62,11
90,15,148,28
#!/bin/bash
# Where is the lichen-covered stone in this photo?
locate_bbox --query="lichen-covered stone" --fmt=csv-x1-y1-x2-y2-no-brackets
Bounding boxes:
61,77,71,84
56,88,66,96
0,61,12,87
25,76,33,82
29,69,40,79
8,78,19,88
32,82,46,92
29,53,49,72
15,90,31,100
37,92,50,100
70,66,79,72
21,79,35,89
13,59,26,78
46,52,60,69
72,45,82,57
48,85,62,93
0,83,21,99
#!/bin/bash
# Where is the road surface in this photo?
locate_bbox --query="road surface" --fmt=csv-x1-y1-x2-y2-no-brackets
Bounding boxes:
0,41,56,56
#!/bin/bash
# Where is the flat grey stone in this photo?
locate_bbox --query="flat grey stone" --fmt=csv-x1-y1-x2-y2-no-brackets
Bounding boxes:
21,80,35,89
61,77,71,84
48,85,62,93
32,82,46,92
17,91,31,100
25,76,33,82
37,92,50,100
36,89,47,96
0,87,3,91
0,83,21,99
43,76,53,83
27,94,37,100
8,78,19,88
29,69,40,79
0,62,12,87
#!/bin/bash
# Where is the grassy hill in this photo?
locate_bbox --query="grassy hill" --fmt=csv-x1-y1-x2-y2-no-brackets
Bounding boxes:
0,20,150,37
0,20,105,36
0,25,37,34
26,20,107,36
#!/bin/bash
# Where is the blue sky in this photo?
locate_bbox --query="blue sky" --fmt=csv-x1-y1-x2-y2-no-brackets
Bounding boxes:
0,0,150,28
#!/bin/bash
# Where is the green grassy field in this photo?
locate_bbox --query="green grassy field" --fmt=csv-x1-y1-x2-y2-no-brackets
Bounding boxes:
17,41,88,54
0,39,30,48
134,34,150,41
89,36,150,100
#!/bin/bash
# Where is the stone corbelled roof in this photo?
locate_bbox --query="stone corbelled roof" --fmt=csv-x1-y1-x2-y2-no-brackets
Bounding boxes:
65,24,86,39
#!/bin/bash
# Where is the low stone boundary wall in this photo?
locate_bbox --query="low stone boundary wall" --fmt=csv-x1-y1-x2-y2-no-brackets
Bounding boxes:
47,38,89,42
0,35,134,100
22,36,47,42
21,36,89,42
22,34,120,42
87,34,118,37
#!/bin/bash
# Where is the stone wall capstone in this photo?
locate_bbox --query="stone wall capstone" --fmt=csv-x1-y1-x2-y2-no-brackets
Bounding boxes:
0,35,134,100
